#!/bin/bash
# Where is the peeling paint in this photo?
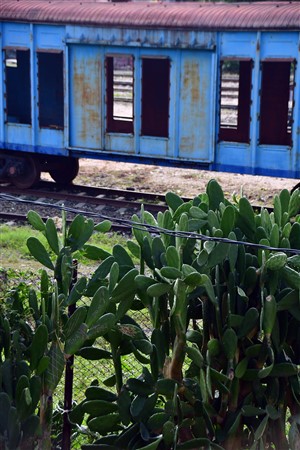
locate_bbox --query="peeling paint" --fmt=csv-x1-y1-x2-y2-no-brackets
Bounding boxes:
69,45,101,149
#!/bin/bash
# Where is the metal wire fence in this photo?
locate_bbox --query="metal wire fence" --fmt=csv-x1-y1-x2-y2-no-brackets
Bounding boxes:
0,264,153,450
61,306,152,450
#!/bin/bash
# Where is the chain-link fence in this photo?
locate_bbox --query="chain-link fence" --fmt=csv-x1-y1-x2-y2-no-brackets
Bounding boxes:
0,267,153,450
61,306,152,450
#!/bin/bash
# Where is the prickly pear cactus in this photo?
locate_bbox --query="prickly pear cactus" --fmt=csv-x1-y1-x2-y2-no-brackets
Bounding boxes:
0,212,122,449
0,314,41,450
76,181,300,450
3,182,300,449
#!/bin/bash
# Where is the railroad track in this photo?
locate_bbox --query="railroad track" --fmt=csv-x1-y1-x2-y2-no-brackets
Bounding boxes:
0,181,168,209
0,180,191,230
0,210,131,233
0,180,272,229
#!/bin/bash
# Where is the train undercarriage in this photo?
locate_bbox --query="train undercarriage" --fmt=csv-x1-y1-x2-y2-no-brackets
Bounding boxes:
0,152,79,188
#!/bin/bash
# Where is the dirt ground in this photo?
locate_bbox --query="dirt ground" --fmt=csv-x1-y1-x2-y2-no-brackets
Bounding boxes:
69,158,298,206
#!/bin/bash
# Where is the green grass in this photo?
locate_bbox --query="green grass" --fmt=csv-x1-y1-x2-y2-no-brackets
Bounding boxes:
0,222,143,394
0,223,132,269
0,222,144,448
0,224,46,257
90,231,128,248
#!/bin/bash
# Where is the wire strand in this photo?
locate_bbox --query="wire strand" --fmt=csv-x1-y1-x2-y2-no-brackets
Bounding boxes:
1,193,300,255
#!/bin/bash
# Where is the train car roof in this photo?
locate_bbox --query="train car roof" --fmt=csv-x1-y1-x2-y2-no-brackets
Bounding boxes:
0,1,299,31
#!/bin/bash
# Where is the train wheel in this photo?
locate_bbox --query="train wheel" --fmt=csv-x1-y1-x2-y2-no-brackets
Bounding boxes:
12,155,41,189
49,158,79,184
291,182,300,193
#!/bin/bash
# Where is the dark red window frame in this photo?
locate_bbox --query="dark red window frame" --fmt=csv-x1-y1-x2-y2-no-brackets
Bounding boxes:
106,56,134,134
38,51,64,129
5,48,31,124
260,60,294,146
219,59,252,144
141,58,170,138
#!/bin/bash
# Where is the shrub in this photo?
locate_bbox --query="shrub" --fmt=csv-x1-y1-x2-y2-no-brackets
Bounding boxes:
2,180,300,449
74,180,300,450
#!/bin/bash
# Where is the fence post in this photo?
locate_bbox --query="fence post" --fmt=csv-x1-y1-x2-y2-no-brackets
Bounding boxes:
62,260,78,450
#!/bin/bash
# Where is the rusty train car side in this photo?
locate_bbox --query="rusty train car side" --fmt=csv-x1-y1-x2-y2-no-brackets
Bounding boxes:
0,1,299,187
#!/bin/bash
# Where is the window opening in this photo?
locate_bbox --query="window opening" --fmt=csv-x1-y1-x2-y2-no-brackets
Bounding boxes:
141,58,170,138
106,55,134,133
288,63,295,136
5,49,31,124
260,60,295,146
219,59,252,143
38,52,64,129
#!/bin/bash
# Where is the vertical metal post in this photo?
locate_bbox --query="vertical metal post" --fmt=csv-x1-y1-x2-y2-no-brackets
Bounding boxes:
62,260,78,450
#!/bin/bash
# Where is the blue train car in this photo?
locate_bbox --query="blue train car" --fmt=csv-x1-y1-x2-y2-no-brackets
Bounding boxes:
0,1,299,187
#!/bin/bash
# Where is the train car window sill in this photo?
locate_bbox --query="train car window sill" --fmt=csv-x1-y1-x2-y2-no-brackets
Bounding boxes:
219,140,250,146
40,126,64,131
106,132,134,137
6,122,31,127
140,135,169,141
258,144,292,151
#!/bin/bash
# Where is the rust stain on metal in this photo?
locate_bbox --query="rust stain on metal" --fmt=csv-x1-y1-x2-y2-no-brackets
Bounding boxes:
1,1,299,31
183,59,200,103
73,58,101,141
179,58,201,153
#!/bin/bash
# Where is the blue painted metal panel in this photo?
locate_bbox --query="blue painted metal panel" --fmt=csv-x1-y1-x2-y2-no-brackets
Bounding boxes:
217,143,252,172
140,136,168,157
260,32,298,59
35,25,65,50
178,50,214,162
36,128,64,150
6,124,32,145
65,24,216,50
256,145,294,173
2,23,31,47
105,134,134,154
249,31,261,173
216,144,294,178
69,45,102,149
213,162,298,179
0,142,68,156
220,31,256,58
